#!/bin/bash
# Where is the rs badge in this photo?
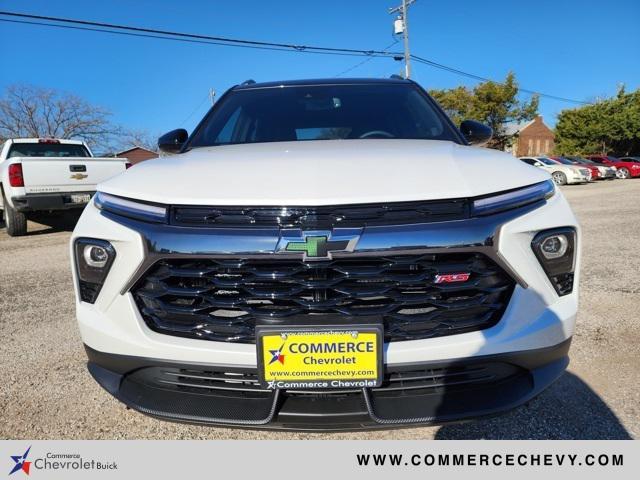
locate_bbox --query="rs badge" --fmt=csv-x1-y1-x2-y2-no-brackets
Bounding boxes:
434,273,471,284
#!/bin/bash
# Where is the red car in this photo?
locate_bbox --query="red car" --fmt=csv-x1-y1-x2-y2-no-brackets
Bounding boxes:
551,156,599,181
587,155,640,179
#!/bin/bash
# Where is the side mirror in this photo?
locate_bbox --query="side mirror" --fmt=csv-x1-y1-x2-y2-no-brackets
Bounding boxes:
158,128,188,153
534,162,543,167
460,120,492,146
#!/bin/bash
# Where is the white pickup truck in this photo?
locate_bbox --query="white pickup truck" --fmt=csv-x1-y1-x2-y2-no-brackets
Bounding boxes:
0,138,130,236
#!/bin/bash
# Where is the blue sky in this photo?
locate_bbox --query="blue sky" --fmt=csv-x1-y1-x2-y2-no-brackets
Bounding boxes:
1,0,638,138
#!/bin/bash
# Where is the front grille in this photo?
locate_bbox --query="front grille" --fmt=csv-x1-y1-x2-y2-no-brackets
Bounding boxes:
170,199,469,228
133,362,522,397
132,253,514,343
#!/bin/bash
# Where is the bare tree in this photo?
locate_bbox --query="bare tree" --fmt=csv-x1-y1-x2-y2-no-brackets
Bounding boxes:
0,84,122,151
117,128,159,153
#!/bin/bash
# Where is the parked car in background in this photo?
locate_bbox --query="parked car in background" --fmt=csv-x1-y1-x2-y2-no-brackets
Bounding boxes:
565,156,617,180
549,156,598,181
618,156,640,164
586,155,640,179
519,156,590,185
0,138,130,236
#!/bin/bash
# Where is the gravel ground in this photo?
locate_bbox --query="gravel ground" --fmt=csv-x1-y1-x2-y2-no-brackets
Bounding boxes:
1,179,638,440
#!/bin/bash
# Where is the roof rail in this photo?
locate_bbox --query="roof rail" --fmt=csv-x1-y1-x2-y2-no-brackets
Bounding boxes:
389,74,406,80
241,79,256,86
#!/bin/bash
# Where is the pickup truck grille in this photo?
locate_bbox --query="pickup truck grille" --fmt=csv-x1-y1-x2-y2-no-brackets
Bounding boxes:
132,253,514,343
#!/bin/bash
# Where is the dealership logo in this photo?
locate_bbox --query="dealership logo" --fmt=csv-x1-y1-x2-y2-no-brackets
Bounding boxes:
8,446,31,476
277,230,360,260
269,342,286,365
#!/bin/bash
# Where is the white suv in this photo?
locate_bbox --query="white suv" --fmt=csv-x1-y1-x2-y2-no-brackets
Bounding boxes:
71,78,580,430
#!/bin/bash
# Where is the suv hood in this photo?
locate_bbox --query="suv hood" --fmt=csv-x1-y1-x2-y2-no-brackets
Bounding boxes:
99,139,549,206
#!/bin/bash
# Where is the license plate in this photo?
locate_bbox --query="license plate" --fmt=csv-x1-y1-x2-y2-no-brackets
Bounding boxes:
256,322,383,390
70,193,91,204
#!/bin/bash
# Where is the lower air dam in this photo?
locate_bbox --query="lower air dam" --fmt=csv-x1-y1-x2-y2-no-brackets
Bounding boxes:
268,379,377,389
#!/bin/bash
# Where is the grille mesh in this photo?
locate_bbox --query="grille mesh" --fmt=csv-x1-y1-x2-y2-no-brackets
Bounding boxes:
170,200,469,228
132,253,514,343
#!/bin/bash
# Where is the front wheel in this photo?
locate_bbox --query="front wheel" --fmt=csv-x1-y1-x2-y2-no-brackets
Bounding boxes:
617,168,630,179
2,194,28,236
552,171,567,185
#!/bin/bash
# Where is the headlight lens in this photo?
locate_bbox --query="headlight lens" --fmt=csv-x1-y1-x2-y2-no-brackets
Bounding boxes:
532,228,577,296
472,180,555,216
95,191,167,223
74,238,116,303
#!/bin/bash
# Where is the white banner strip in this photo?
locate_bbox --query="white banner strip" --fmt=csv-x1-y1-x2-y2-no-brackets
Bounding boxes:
1,440,638,480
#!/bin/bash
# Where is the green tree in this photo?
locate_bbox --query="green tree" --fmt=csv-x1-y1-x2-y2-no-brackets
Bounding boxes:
554,86,640,156
430,72,539,150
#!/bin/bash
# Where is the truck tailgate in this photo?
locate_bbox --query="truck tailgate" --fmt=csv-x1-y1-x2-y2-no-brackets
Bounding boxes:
17,157,127,194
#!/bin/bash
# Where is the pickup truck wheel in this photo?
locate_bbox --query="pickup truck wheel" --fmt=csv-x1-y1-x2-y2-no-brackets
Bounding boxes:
617,168,630,179
552,171,567,185
2,194,28,236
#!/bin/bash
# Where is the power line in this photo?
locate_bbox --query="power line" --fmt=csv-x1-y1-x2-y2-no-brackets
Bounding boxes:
0,10,593,106
179,94,210,127
0,11,402,59
411,54,591,105
335,40,399,77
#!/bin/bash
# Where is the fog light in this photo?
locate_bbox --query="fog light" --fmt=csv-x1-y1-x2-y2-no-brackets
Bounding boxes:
83,245,110,267
74,238,116,303
532,228,577,296
540,235,568,259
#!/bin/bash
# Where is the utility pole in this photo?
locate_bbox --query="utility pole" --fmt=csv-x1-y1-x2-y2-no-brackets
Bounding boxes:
389,0,416,79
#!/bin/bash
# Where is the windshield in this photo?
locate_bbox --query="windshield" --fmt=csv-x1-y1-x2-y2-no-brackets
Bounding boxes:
554,157,576,165
537,157,558,166
8,143,90,158
187,84,461,148
574,158,595,165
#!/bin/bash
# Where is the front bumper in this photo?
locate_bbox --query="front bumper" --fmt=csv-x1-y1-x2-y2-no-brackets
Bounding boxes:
12,191,94,212
566,174,590,184
86,339,570,430
72,189,580,430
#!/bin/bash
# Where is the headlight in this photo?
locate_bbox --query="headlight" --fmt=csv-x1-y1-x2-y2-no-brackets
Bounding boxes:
95,191,167,223
472,180,555,216
532,228,577,296
74,238,116,303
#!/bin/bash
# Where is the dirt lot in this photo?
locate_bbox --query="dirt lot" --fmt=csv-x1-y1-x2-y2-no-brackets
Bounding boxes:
1,180,638,440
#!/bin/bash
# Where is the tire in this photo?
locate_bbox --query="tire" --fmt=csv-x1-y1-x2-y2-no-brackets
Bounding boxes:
2,193,28,236
617,168,630,179
552,171,567,185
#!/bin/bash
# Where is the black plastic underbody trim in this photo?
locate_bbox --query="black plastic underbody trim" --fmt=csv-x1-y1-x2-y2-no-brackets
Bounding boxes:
84,338,571,431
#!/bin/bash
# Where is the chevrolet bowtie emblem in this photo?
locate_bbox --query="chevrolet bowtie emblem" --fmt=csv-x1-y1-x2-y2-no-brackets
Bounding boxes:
70,173,88,180
285,236,350,258
277,230,360,261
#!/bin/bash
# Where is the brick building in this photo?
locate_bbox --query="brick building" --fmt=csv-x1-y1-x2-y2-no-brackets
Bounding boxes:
114,146,159,165
504,116,555,157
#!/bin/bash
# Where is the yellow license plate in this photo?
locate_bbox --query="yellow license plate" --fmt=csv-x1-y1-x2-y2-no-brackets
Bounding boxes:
257,327,383,390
